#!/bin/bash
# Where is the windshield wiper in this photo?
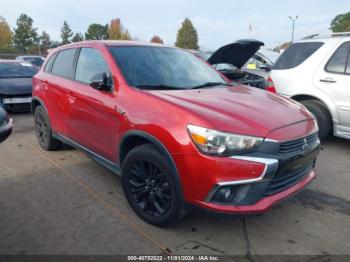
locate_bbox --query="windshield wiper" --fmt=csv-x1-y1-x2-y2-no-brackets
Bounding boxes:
134,84,184,90
190,82,232,89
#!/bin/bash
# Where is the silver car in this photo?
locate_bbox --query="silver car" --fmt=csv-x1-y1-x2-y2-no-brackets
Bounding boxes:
270,32,350,140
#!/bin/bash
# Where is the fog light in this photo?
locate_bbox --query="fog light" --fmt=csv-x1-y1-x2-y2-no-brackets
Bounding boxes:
213,187,234,202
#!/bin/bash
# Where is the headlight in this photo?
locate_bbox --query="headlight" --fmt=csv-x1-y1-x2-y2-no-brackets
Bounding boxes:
187,124,263,156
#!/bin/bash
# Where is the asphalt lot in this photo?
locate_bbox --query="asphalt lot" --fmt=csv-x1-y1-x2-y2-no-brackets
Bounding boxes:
0,113,349,256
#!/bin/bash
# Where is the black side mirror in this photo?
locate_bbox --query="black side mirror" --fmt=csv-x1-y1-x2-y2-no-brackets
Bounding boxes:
89,72,112,91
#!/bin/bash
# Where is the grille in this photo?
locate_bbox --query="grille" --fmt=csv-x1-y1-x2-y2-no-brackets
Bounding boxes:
279,132,318,155
265,163,313,196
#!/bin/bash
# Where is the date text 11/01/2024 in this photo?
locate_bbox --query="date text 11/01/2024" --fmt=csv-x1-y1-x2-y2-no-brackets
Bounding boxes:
127,255,219,261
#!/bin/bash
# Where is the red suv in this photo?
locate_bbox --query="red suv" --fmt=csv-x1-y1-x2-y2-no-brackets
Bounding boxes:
32,41,320,226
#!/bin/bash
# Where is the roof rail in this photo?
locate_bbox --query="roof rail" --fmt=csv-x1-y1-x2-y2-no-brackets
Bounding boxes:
301,32,350,39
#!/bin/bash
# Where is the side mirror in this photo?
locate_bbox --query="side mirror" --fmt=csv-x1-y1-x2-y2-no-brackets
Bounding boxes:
259,65,272,71
89,72,112,91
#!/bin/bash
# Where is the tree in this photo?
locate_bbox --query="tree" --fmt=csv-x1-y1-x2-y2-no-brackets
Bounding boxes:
61,21,73,44
0,16,13,50
72,32,84,42
108,18,131,40
13,14,37,53
85,23,108,40
330,12,350,32
39,31,51,54
150,35,164,44
175,18,199,50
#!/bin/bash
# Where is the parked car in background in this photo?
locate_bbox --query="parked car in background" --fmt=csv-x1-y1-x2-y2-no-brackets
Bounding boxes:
0,105,12,143
243,49,280,79
0,60,38,112
16,55,45,68
192,40,267,89
269,32,350,140
32,41,319,226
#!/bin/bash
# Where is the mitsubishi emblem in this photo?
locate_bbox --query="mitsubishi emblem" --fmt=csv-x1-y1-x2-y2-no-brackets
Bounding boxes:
302,138,308,150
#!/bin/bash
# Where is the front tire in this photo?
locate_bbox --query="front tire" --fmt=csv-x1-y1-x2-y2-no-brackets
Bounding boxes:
301,100,332,140
34,106,61,150
122,144,186,226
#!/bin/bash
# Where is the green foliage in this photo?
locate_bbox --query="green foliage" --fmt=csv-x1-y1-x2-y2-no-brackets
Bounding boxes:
72,32,84,42
108,18,131,40
175,18,199,50
61,21,73,44
85,23,108,40
330,12,350,32
13,14,38,52
0,16,13,50
39,30,51,53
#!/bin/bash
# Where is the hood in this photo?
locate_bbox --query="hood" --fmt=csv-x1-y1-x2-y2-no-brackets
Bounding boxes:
0,78,33,96
207,39,264,69
147,85,313,138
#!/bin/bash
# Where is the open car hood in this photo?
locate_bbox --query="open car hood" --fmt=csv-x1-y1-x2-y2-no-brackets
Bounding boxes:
207,39,264,69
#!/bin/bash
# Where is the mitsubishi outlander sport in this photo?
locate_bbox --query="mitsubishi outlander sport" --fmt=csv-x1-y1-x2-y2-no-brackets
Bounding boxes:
32,41,320,226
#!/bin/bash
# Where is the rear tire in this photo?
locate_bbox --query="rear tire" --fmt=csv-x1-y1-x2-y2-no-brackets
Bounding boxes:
122,144,186,226
34,106,61,150
301,100,332,140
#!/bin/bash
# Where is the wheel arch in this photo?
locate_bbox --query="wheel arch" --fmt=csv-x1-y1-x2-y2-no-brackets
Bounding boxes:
119,130,184,201
31,96,48,115
291,94,334,120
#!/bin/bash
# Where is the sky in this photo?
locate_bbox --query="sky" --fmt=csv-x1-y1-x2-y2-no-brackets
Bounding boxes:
1,0,349,50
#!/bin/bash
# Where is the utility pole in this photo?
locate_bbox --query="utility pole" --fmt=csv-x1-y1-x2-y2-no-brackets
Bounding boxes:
289,15,298,42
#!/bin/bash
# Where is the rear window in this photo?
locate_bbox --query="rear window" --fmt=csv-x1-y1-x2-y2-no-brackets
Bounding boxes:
325,42,350,74
44,54,56,72
274,42,324,70
51,49,76,78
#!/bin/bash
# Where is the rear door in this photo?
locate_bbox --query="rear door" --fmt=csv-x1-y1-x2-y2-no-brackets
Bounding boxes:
67,47,120,161
314,41,350,129
44,48,77,135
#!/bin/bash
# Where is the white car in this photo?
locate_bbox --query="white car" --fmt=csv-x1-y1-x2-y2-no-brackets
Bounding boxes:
269,32,350,140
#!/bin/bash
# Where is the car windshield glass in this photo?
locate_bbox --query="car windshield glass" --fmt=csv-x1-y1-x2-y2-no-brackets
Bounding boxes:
24,57,44,66
0,62,38,78
109,46,226,90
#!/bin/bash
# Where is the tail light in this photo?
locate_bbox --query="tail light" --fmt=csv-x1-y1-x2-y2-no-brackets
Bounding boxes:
266,76,276,93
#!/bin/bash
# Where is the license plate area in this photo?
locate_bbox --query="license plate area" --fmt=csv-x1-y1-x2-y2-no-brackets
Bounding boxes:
3,97,32,104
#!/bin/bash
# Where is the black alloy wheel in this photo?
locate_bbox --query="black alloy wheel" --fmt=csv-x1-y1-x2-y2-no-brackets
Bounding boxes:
127,160,172,216
122,144,186,226
34,106,61,150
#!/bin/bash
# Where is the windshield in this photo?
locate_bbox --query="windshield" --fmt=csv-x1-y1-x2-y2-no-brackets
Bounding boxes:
0,62,38,78
23,57,44,66
109,46,226,89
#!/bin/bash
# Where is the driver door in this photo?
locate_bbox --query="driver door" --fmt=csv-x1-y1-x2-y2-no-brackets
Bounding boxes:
67,47,120,161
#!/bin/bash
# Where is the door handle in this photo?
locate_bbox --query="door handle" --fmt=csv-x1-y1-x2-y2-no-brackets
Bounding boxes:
320,78,337,83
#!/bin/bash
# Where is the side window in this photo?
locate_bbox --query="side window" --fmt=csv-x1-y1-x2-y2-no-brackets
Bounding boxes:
274,42,324,70
326,42,350,74
75,48,111,85
44,53,57,72
51,49,76,78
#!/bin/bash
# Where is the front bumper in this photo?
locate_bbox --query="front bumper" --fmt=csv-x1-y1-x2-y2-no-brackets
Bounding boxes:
173,132,319,214
0,118,13,143
0,95,32,112
194,169,315,214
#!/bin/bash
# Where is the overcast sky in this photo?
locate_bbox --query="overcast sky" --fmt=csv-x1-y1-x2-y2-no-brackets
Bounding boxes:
1,0,348,50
